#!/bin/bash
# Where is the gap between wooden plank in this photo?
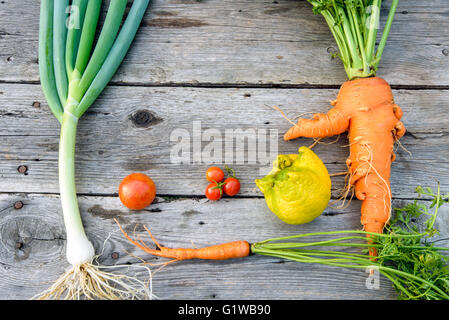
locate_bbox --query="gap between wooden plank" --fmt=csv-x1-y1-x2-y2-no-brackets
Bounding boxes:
0,191,438,204
2,79,449,91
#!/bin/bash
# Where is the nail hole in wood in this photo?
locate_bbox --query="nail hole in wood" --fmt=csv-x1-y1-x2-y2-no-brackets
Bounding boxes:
17,165,28,175
14,201,23,210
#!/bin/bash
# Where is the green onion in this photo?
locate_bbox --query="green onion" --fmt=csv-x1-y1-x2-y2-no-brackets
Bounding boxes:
39,0,63,124
72,0,127,103
37,0,153,300
65,0,88,77
52,0,69,106
71,0,102,78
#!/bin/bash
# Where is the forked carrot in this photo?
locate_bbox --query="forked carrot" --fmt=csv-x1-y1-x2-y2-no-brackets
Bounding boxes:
284,77,405,242
281,1,403,256
114,219,250,263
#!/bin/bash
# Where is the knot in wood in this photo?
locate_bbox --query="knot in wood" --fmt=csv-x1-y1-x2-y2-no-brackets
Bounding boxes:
131,110,153,127
129,110,162,128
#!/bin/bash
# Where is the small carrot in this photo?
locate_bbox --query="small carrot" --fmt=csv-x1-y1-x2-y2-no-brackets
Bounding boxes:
114,218,250,263
114,193,449,300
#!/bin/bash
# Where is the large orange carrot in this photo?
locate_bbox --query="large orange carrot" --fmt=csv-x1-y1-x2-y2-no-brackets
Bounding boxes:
281,0,402,255
115,219,250,262
284,77,405,253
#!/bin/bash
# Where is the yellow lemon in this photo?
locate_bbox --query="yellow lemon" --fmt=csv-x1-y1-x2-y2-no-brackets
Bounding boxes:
255,146,331,224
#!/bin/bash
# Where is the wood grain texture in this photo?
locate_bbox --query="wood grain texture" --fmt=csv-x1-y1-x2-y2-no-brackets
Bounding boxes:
0,0,448,300
0,0,449,86
0,83,448,198
2,193,447,300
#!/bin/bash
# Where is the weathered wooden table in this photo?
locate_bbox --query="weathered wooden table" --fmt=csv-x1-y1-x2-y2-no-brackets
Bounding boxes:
1,0,448,300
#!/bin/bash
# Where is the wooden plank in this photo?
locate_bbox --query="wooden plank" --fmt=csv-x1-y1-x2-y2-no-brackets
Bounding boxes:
0,83,448,198
1,0,449,86
3,193,446,300
1,0,447,302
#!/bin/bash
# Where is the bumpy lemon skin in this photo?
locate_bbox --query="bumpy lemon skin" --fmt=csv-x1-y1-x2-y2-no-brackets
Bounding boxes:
255,146,331,225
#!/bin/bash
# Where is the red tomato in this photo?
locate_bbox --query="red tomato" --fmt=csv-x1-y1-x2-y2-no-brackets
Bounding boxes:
223,177,240,196
206,167,225,183
119,173,156,210
205,182,223,201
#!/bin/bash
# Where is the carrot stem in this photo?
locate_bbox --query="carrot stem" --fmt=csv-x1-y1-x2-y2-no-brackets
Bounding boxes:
308,0,399,79
374,0,400,68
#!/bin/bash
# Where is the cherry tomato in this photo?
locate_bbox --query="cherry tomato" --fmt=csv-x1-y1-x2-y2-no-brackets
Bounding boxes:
205,182,223,201
223,177,241,196
119,173,156,210
206,166,225,183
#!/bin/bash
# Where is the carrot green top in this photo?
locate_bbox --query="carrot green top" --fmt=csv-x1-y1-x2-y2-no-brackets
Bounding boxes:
308,0,399,80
